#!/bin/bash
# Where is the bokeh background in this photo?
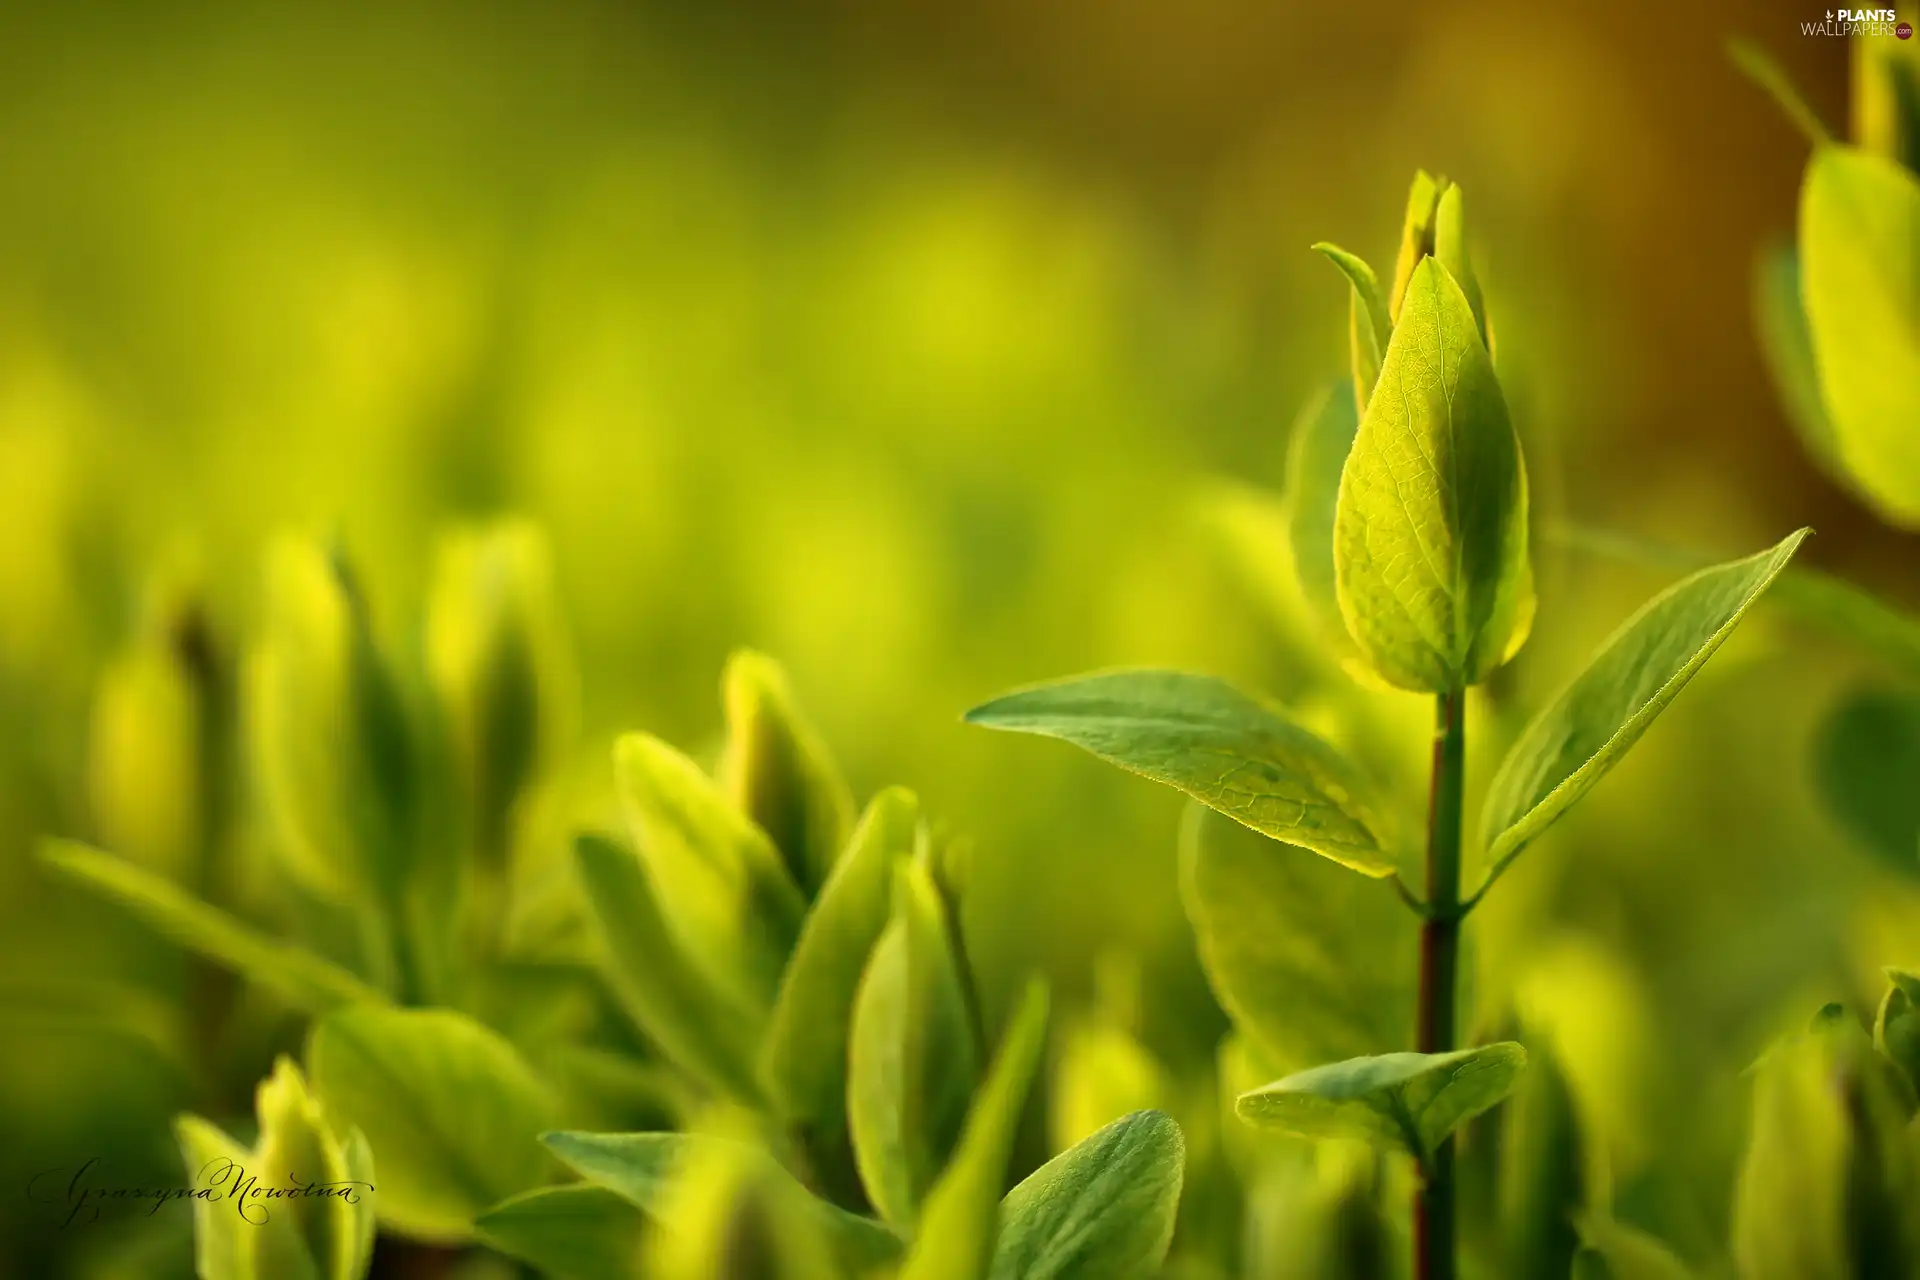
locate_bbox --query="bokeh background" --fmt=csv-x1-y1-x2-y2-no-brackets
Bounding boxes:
2,0,1915,1275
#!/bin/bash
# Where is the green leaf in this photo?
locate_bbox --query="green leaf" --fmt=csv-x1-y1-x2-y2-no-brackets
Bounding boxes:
1333,255,1532,692
1572,1214,1696,1280
1501,1034,1587,1280
1753,242,1843,483
38,840,384,1013
541,1130,905,1272
1854,31,1920,172
761,788,919,1164
473,1185,647,1280
307,1005,559,1242
174,1115,260,1280
1387,169,1444,324
87,622,207,881
1477,529,1808,895
965,670,1398,877
989,1110,1184,1280
899,979,1051,1280
250,537,417,911
613,732,807,1014
1546,522,1920,677
425,519,576,872
1179,805,1412,1072
1312,246,1389,415
1432,182,1486,346
251,1057,377,1280
1731,1022,1854,1279
847,857,981,1227
1876,969,1920,1097
174,1059,377,1280
638,1127,843,1280
719,648,856,895
1813,683,1920,873
540,1130,685,1210
1282,383,1365,666
1236,1043,1527,1161
1800,145,1920,529
572,833,765,1104
1048,958,1172,1152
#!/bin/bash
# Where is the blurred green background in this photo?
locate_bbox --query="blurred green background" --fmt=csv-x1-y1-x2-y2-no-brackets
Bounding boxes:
2,1,1916,1275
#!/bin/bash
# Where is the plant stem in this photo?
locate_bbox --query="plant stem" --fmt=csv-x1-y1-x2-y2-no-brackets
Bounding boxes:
1415,688,1465,1280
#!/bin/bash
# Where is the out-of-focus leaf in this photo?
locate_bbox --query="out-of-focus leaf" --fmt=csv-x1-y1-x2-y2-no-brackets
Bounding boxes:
1876,969,1920,1094
307,1006,558,1242
1753,242,1843,485
1501,1035,1587,1280
1194,479,1343,684
1735,1008,1920,1279
1853,31,1920,172
848,858,980,1227
572,833,764,1104
898,979,1050,1280
425,519,576,870
1282,382,1364,665
39,840,383,1013
1333,255,1531,692
174,1115,259,1280
250,1057,377,1280
636,1121,842,1280
988,1109,1184,1280
1813,683,1920,872
1731,1022,1854,1280
174,1058,376,1280
613,732,806,1014
1477,531,1807,896
1800,145,1920,528
762,787,919,1137
1312,248,1388,414
541,1130,905,1272
474,1185,647,1280
249,537,416,910
719,648,856,895
1572,1213,1695,1280
1241,1145,1394,1280
966,670,1398,877
1180,805,1413,1073
1729,38,1834,146
1049,1023,1170,1155
1236,1043,1527,1161
87,632,204,881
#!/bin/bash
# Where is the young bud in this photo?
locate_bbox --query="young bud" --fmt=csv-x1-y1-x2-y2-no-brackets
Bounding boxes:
425,520,577,869
249,537,415,909
88,596,215,881
1433,182,1489,347
1388,170,1446,324
718,649,852,896
175,1057,376,1280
